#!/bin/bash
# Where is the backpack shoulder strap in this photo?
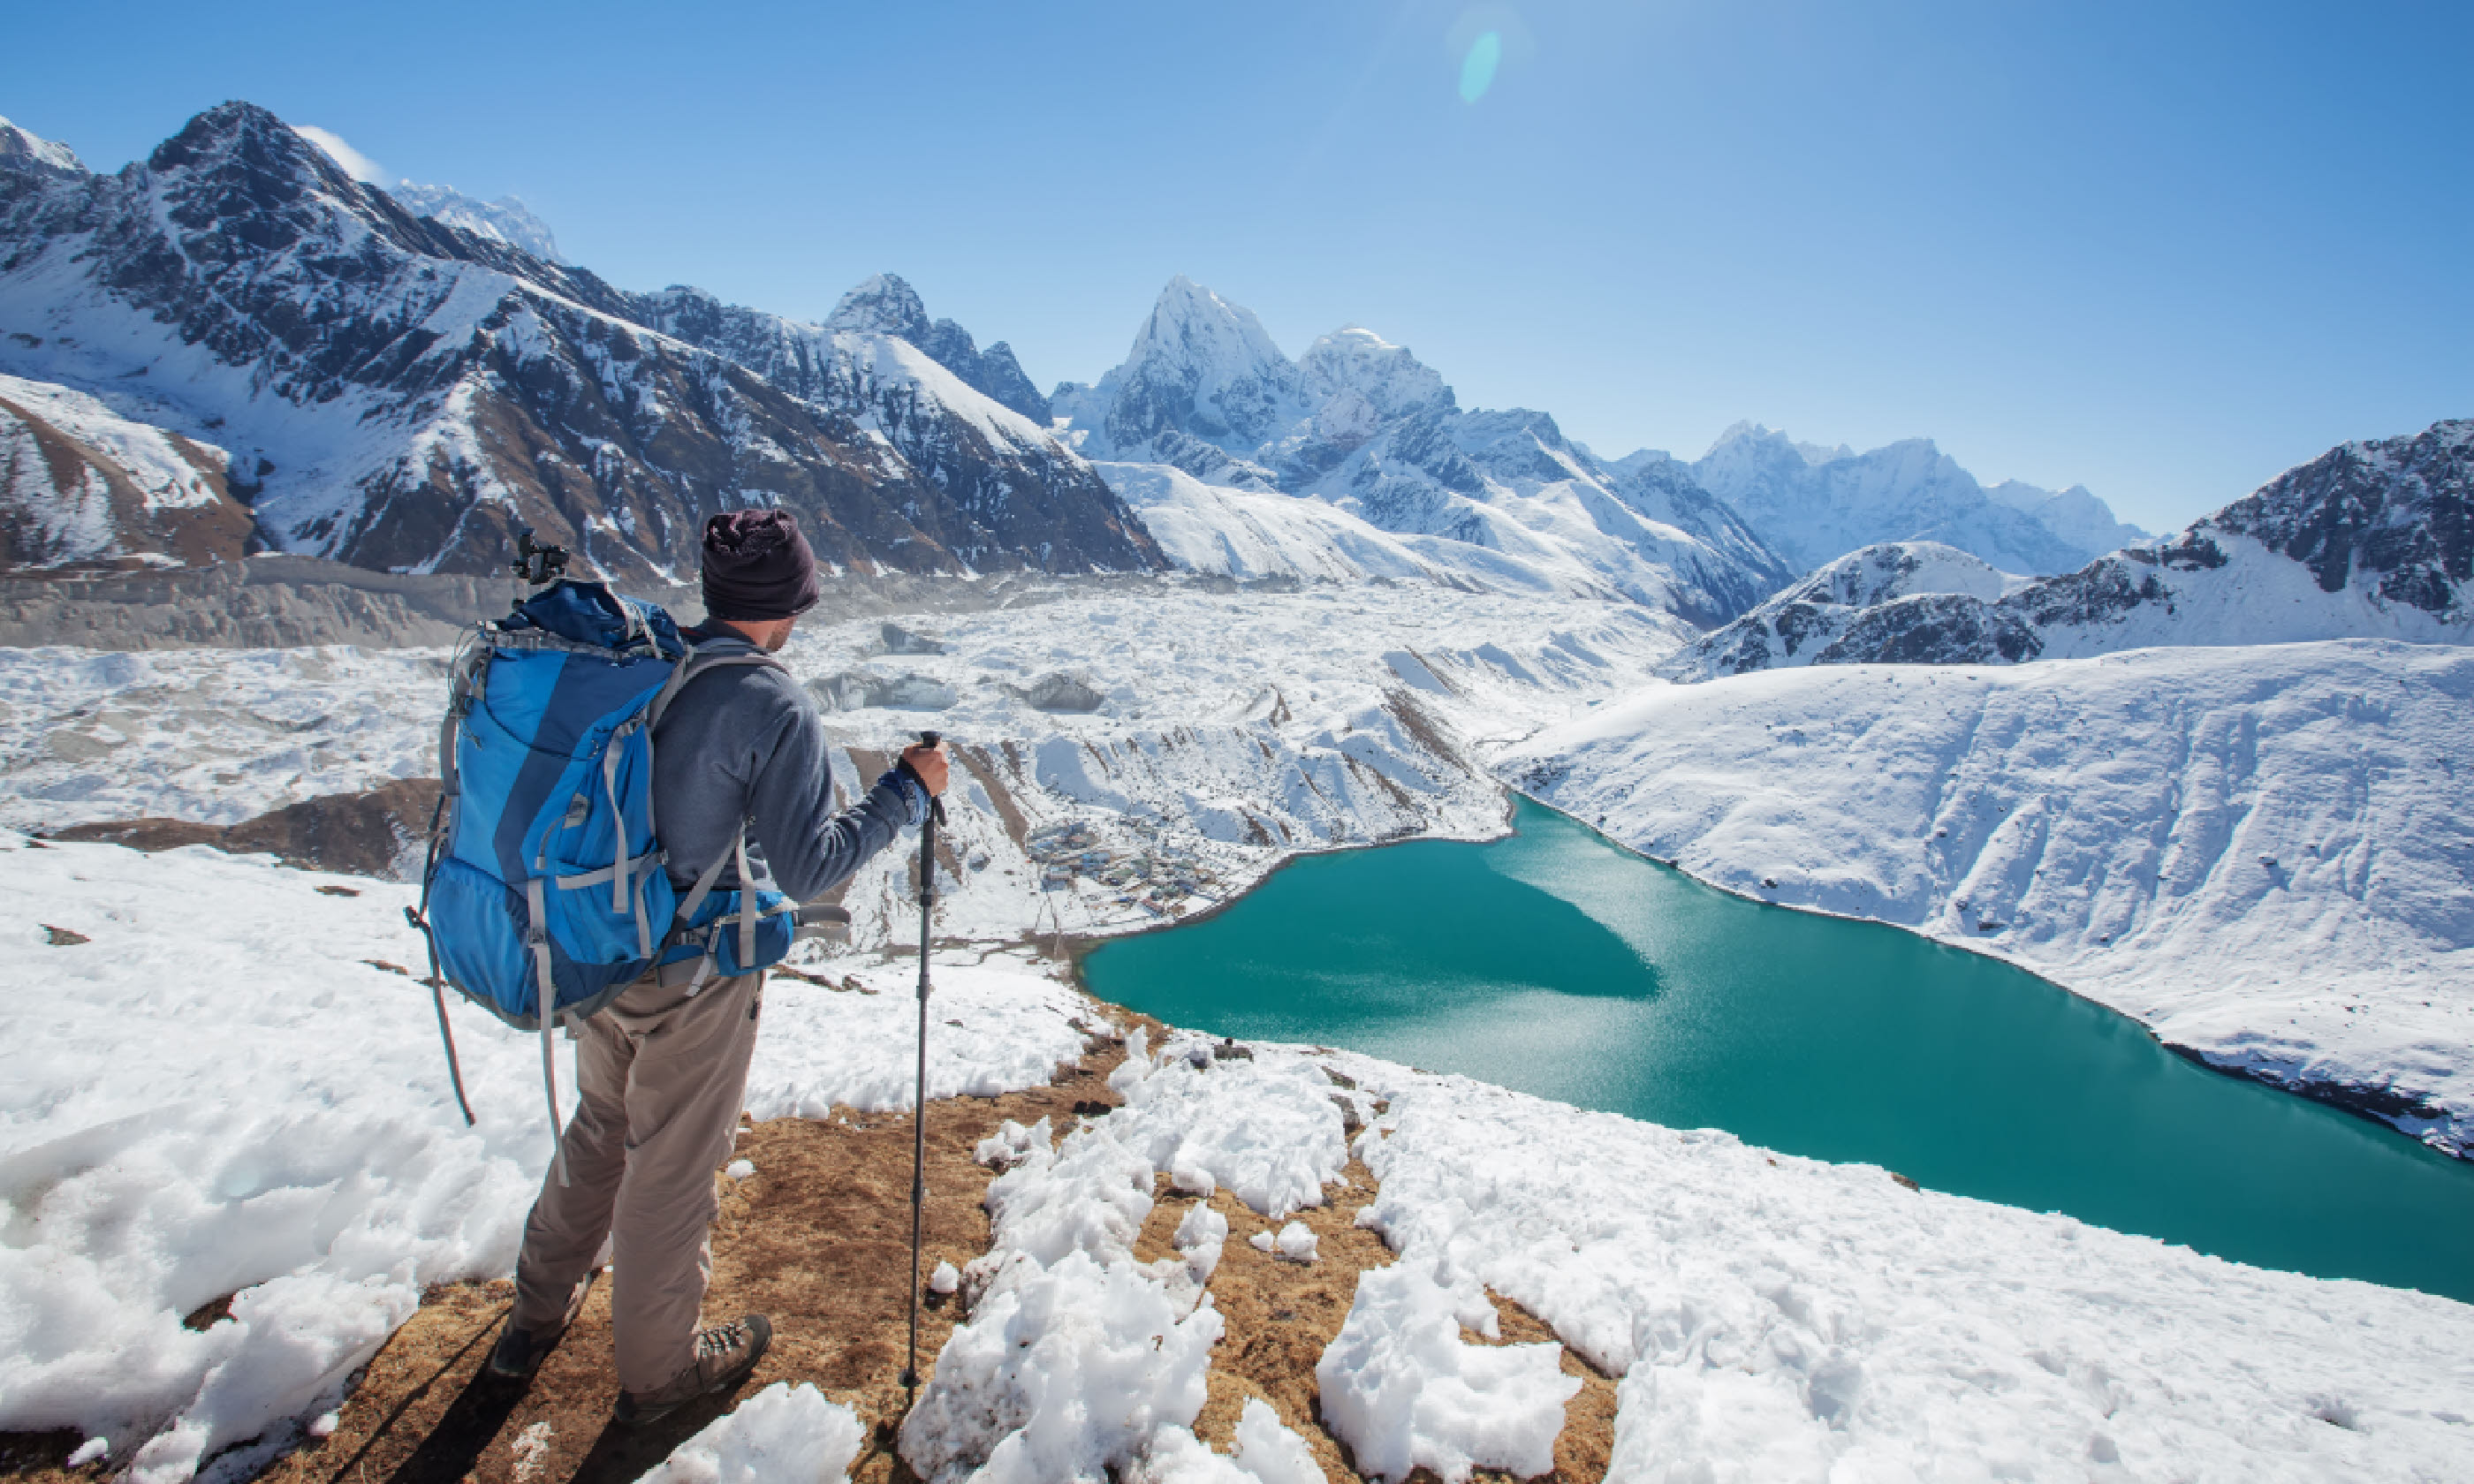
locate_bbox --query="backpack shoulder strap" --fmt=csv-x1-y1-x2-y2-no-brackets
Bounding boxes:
647,641,787,730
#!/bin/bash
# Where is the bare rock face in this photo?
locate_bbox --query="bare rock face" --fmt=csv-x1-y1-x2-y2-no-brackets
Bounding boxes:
0,102,1163,582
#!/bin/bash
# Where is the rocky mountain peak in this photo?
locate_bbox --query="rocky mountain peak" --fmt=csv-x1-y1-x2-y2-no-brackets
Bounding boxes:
1128,276,1293,385
826,272,932,342
1087,276,1306,458
0,116,85,178
2205,417,2470,616
1298,327,1453,419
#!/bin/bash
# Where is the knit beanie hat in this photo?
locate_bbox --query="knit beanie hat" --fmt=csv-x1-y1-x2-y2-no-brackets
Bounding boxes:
701,510,821,621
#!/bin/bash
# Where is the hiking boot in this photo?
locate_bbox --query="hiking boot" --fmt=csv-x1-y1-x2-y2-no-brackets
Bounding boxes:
613,1314,772,1427
484,1268,600,1383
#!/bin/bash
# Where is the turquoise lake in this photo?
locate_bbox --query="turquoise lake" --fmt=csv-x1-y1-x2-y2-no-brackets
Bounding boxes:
1082,797,2474,1304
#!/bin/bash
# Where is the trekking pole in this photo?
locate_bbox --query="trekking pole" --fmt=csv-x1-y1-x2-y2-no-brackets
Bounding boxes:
901,731,947,1398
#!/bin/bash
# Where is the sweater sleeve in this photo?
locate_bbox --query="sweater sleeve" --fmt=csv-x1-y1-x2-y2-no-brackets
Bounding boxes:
742,684,918,901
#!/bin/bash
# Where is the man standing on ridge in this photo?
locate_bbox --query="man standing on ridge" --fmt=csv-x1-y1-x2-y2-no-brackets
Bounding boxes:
483,509,949,1426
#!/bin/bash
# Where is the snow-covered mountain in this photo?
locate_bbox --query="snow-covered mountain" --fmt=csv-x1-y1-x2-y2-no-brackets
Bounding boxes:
0,116,83,179
1055,278,1795,624
0,373,255,570
1664,420,2472,678
1986,477,2147,557
1655,541,2030,680
1506,639,2474,1159
383,181,565,262
819,271,1051,423
0,103,1158,579
1694,421,2144,575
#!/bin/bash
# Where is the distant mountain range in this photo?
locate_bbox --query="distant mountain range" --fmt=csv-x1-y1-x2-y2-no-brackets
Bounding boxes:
0,104,1158,580
1660,420,2473,679
6,100,2454,655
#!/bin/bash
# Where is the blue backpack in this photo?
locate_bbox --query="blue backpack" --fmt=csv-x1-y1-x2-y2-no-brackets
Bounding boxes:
410,578,803,1172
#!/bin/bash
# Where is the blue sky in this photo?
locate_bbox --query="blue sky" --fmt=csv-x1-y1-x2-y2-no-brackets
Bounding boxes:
6,0,2466,530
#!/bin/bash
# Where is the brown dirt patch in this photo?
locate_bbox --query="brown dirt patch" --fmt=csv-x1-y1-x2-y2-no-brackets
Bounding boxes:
1136,1158,1613,1484
0,1432,85,1484
242,1047,1133,1484
5,1028,1613,1484
48,778,443,880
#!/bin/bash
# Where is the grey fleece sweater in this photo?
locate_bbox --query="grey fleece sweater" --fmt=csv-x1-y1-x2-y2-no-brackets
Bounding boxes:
651,632,926,902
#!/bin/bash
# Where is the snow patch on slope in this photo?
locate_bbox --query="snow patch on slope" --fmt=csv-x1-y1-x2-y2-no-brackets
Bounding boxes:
1336,1060,2474,1481
1504,640,2474,1155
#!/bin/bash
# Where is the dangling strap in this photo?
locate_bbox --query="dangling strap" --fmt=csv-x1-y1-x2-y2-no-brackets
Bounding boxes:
429,978,475,1129
735,826,758,975
526,876,571,1187
418,693,475,1128
541,1009,569,1189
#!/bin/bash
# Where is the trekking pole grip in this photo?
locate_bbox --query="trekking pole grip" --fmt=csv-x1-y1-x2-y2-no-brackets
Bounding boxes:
918,730,948,826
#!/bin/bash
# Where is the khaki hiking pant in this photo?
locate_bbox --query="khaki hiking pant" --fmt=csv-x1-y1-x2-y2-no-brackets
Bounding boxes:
510,964,763,1395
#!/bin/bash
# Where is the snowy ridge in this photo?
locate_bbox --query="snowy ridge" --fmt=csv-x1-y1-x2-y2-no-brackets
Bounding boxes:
1693,420,2144,575
820,272,1051,422
1056,278,1795,623
0,102,1155,579
0,373,254,570
1666,420,2474,678
1657,541,2030,680
1986,476,2147,557
1503,640,2474,1156
0,116,85,178
1099,461,1604,594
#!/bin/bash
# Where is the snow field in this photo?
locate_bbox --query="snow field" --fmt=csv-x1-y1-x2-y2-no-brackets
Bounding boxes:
1502,639,2474,1156
1336,1057,2474,1480
0,645,450,834
0,837,1094,1482
901,1028,1342,1482
637,1381,864,1484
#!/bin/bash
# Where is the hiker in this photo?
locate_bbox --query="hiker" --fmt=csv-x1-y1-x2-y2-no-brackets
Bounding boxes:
482,510,949,1425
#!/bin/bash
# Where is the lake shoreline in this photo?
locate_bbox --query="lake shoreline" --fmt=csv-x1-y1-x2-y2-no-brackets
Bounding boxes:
1060,784,2468,1164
